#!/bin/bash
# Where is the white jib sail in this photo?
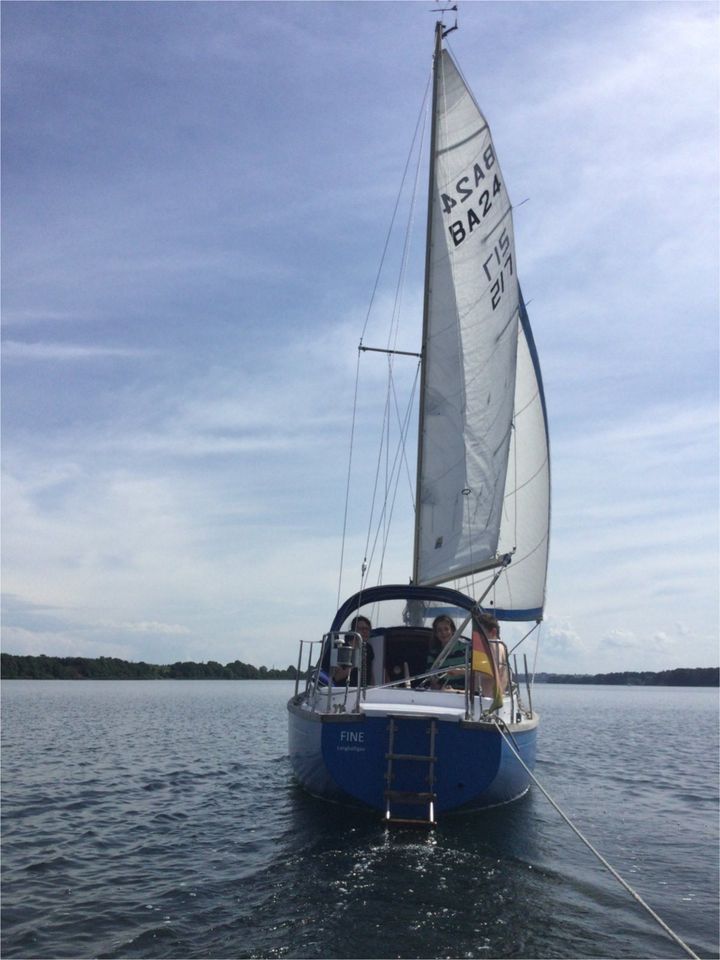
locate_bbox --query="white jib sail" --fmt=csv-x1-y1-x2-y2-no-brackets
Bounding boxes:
416,48,521,587
472,298,551,620
415,48,551,616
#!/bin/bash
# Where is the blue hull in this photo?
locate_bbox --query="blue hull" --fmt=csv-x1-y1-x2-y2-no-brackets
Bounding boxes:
288,699,537,816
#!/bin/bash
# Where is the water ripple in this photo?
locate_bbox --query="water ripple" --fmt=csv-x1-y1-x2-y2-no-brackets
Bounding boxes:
1,680,717,959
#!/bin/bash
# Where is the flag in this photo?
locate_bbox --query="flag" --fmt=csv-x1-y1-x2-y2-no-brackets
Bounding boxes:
472,629,503,710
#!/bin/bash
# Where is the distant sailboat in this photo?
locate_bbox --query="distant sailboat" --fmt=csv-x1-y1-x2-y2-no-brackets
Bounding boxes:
288,16,550,824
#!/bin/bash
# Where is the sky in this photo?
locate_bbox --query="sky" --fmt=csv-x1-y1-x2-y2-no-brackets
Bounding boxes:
2,0,718,675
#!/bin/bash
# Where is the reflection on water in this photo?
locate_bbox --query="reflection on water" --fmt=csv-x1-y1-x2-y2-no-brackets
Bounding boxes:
271,786,544,959
1,681,717,960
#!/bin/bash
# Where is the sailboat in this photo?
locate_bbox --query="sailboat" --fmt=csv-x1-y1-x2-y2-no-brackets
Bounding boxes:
288,17,550,824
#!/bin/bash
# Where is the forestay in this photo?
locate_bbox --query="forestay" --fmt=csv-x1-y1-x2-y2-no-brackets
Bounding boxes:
414,48,550,620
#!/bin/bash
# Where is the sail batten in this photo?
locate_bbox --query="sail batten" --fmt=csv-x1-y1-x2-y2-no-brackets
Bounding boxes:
437,124,489,155
414,42,550,619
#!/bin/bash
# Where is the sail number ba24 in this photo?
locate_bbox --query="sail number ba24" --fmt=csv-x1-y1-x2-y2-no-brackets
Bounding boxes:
440,145,512,311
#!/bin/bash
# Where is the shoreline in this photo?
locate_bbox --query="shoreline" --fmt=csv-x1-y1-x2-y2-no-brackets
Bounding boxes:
1,654,718,686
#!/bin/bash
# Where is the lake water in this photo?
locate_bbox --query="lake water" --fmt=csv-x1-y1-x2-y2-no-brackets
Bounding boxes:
1,680,717,960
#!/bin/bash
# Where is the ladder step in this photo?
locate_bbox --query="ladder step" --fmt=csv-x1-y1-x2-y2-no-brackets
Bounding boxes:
383,717,438,826
385,753,436,762
384,790,435,804
386,816,437,826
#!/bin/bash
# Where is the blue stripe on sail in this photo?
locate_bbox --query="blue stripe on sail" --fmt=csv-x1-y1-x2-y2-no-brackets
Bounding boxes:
413,604,543,623
491,607,544,622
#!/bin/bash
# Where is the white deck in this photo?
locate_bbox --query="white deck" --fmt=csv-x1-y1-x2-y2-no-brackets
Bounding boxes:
360,700,466,718
302,684,515,723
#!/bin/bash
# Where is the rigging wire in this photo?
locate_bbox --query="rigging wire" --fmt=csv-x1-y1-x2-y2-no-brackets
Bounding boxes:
362,365,421,590
462,490,475,600
390,361,421,509
337,77,430,604
362,378,394,590
375,99,428,567
371,79,429,588
359,76,431,345
493,721,701,960
507,620,540,657
530,618,541,687
376,369,421,585
336,346,364,609
359,83,430,591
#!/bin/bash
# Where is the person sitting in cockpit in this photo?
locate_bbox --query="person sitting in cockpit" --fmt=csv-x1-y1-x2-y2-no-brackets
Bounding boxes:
320,616,374,686
426,615,465,688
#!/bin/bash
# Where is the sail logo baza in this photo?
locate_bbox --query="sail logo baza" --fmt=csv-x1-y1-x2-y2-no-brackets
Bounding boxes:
437,140,514,314
440,144,501,249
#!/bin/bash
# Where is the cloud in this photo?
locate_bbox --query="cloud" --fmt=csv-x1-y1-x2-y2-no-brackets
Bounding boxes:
648,631,676,653
2,341,148,361
603,629,642,651
0,625,135,660
1,1,717,675
0,595,191,658
99,620,191,637
1,309,86,327
539,619,585,658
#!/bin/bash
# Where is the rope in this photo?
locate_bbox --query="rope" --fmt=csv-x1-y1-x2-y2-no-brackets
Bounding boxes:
530,621,540,687
494,721,701,960
337,78,431,606
507,621,540,658
359,77,431,345
337,345,364,608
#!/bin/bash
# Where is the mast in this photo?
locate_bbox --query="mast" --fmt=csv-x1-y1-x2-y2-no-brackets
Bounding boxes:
412,20,443,584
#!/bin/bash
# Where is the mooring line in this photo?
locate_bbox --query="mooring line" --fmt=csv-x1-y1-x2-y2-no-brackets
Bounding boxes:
495,721,700,960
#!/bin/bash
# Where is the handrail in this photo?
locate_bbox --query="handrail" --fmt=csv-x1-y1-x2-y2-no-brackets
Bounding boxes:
293,639,323,698
298,631,513,720
302,630,367,713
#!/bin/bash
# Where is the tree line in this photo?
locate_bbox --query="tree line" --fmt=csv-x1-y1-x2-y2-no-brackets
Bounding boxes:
532,668,718,687
0,654,298,681
1,654,717,685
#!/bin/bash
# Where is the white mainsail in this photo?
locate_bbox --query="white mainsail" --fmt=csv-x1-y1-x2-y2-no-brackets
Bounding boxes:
414,46,550,619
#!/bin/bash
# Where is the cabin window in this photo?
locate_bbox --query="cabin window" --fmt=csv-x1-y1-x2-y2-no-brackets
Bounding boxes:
381,627,433,686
